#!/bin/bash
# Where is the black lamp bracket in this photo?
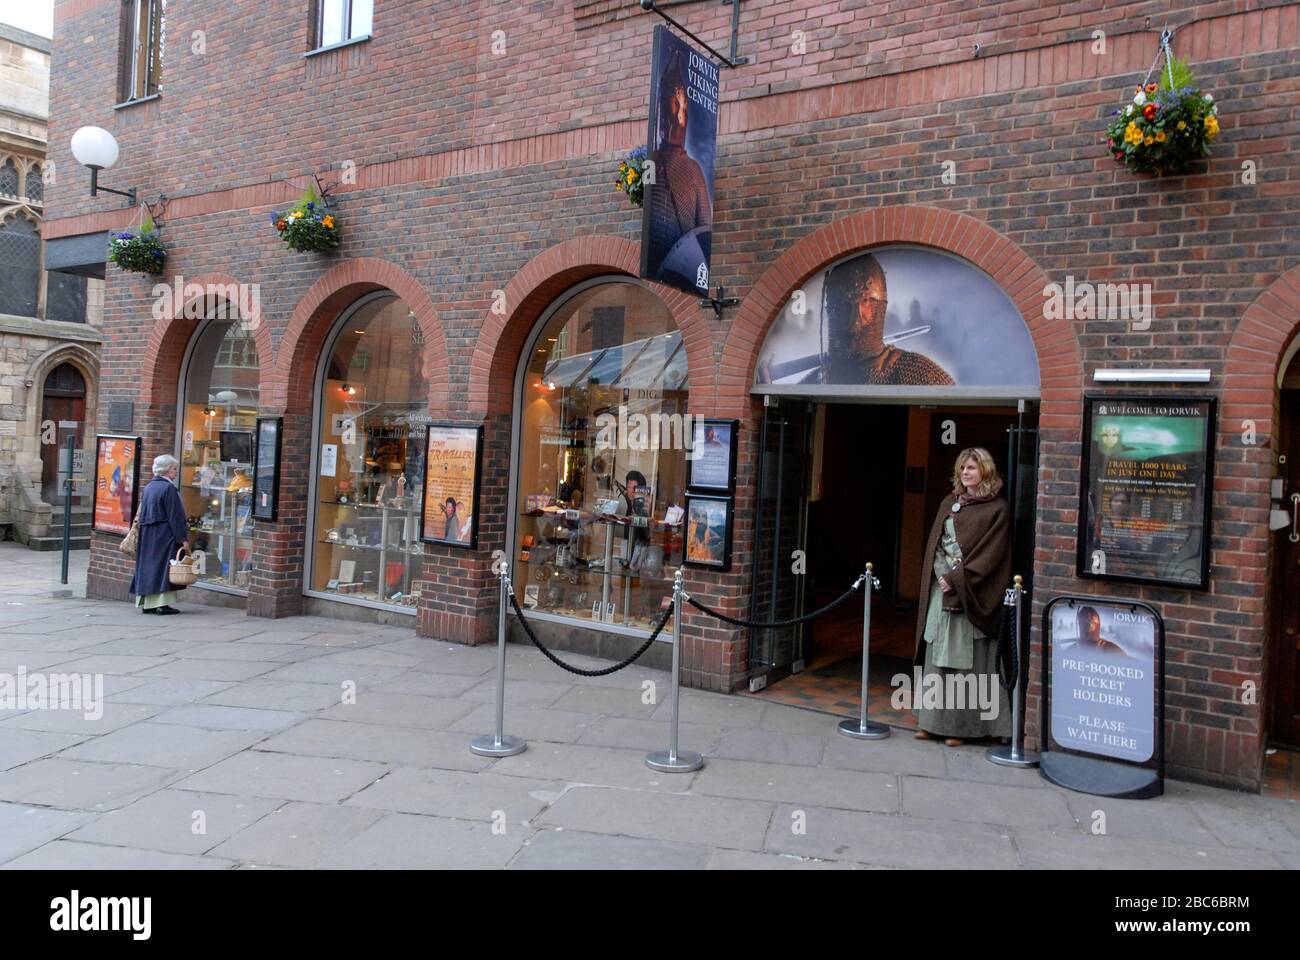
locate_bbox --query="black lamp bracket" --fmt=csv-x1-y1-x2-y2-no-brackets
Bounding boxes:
700,285,740,320
88,167,137,206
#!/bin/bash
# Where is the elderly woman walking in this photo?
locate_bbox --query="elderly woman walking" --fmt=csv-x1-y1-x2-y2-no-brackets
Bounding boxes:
130,454,190,615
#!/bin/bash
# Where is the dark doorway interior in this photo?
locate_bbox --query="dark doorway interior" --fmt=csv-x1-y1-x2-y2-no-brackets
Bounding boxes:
754,401,1036,722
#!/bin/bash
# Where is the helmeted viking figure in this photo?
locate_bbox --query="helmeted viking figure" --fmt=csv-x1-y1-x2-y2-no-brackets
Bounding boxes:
815,254,955,386
644,48,713,292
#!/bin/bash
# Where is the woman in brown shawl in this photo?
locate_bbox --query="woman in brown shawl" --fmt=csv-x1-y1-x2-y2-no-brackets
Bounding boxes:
912,447,1012,745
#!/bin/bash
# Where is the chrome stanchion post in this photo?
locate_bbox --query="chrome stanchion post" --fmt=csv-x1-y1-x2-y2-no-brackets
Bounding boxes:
470,560,526,757
839,562,890,740
987,574,1039,768
647,568,703,773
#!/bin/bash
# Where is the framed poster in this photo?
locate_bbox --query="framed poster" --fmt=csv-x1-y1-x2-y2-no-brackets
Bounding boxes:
91,434,141,536
683,492,732,571
1077,396,1215,588
1040,595,1165,798
421,423,483,548
686,418,738,492
252,416,282,521
639,24,719,297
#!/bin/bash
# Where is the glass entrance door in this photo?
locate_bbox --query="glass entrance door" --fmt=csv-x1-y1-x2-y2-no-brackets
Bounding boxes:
748,398,813,683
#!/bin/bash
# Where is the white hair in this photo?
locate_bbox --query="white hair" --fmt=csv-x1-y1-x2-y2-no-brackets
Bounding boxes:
152,454,180,476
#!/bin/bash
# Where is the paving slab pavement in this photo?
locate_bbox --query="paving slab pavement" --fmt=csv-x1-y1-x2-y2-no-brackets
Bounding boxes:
0,541,1294,869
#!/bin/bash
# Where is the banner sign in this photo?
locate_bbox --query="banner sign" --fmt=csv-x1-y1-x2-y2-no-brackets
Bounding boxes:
421,424,483,549
1049,599,1156,762
1041,595,1165,799
640,24,718,297
753,247,1040,399
91,435,141,536
1077,396,1215,588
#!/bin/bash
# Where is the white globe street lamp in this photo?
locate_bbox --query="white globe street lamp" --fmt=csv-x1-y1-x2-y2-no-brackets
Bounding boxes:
70,126,136,205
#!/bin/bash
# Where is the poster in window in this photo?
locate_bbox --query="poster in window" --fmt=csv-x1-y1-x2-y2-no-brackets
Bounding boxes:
683,492,732,571
639,24,718,297
91,434,141,536
253,417,282,521
421,424,483,549
686,418,738,492
1077,396,1215,588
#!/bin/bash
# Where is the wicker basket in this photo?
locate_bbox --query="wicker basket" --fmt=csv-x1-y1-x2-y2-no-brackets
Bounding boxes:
168,547,198,587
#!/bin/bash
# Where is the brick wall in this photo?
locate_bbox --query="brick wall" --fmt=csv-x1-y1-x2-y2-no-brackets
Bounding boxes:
50,0,1300,788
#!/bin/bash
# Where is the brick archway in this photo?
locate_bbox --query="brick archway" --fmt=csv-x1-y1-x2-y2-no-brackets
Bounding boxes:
271,257,448,414
723,206,1083,421
139,271,274,409
1222,263,1300,439
466,236,709,415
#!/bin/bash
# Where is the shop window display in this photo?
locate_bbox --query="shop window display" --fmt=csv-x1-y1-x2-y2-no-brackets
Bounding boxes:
311,295,428,610
514,281,688,632
179,317,260,591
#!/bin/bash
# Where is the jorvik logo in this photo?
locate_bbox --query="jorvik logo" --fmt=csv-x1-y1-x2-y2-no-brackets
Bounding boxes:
1043,275,1152,329
593,406,703,459
151,276,262,330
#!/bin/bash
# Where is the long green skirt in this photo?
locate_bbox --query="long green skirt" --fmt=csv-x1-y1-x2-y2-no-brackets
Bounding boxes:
135,591,177,610
914,634,1012,739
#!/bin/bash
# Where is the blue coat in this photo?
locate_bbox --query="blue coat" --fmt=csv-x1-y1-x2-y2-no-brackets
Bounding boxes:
130,476,190,597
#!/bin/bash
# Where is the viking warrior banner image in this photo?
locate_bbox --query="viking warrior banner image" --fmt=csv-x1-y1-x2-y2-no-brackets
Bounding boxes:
753,246,1040,399
640,25,718,297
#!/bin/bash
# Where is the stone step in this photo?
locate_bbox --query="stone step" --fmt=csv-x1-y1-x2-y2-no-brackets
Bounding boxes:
25,535,90,552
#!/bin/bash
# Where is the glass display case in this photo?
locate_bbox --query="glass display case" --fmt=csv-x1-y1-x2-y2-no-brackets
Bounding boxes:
513,281,688,632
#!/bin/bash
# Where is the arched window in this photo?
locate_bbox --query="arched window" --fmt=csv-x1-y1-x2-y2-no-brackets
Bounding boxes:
24,165,44,205
512,279,689,634
0,159,18,199
177,314,261,592
310,294,429,611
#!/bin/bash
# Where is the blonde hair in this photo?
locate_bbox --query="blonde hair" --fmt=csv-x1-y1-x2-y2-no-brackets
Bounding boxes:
951,447,1000,498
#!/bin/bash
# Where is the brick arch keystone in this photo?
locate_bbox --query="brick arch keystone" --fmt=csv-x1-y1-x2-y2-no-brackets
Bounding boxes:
270,257,449,414
139,271,275,408
467,236,711,416
723,205,1083,422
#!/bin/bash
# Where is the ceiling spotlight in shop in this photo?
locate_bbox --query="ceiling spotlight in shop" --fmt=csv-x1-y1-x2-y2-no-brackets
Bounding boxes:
340,383,357,395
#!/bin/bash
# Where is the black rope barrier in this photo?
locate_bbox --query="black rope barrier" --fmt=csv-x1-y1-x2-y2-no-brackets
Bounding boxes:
508,591,675,677
683,577,863,630
996,592,1025,691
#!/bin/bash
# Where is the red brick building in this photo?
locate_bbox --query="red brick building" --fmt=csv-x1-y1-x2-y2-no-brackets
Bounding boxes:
41,0,1300,790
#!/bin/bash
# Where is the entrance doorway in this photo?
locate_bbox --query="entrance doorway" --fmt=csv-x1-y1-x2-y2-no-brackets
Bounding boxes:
747,400,1038,724
39,362,87,507
1270,389,1300,749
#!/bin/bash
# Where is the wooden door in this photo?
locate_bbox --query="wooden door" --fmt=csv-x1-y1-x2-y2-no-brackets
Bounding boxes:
1271,392,1300,746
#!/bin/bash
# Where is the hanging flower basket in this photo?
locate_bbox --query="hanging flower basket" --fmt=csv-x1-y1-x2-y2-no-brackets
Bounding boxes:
615,146,648,208
107,216,166,275
1105,39,1219,177
269,185,340,253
